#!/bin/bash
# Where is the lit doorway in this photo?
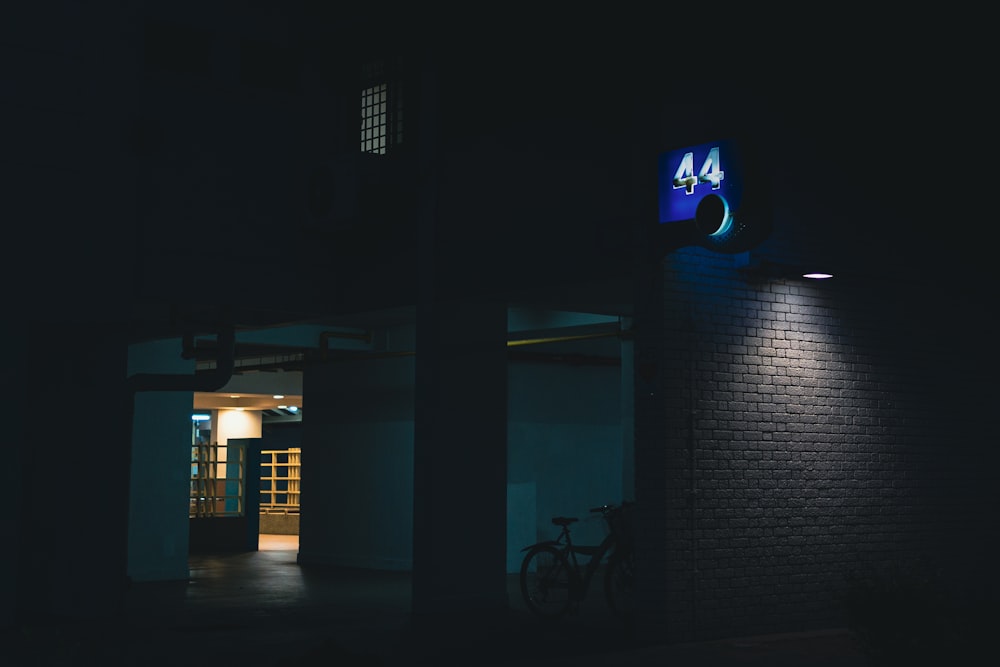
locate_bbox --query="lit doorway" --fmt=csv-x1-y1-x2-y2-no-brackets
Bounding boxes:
259,446,301,550
191,392,304,554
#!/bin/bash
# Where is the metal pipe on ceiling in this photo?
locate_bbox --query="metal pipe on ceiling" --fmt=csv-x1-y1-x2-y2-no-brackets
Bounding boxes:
127,321,236,394
319,329,374,360
506,329,631,347
316,327,631,365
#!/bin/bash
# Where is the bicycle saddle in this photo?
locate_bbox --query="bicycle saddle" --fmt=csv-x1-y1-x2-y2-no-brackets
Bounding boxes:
552,517,578,526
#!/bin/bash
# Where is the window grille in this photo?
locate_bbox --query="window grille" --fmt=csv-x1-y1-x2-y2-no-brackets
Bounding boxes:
260,447,301,515
360,60,403,154
190,442,245,518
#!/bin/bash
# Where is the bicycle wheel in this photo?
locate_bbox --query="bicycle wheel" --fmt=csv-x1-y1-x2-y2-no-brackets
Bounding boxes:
604,549,635,616
520,545,573,618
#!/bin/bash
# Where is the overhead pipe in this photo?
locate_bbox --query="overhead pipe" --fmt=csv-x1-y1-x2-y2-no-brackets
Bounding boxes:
316,327,632,364
317,325,627,359
319,329,374,360
127,320,236,394
507,328,632,347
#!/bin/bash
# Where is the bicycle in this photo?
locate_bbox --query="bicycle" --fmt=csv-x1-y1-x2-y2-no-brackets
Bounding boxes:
519,501,635,619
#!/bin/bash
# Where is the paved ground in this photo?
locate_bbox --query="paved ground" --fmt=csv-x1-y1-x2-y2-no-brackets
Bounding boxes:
5,545,875,666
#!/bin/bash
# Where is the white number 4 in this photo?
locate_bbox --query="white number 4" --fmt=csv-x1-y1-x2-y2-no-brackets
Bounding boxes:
672,146,724,195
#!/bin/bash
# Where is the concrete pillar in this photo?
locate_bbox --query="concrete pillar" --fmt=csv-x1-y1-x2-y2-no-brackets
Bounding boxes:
408,54,507,627
18,325,131,621
620,317,635,502
1,329,28,627
632,253,672,642
126,339,195,583
5,2,138,624
630,95,673,643
411,298,508,617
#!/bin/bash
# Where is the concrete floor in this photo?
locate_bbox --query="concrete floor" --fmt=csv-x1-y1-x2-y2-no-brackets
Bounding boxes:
257,533,299,551
6,535,871,666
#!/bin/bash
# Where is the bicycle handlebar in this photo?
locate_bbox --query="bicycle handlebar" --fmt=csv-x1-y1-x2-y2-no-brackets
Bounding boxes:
589,500,636,515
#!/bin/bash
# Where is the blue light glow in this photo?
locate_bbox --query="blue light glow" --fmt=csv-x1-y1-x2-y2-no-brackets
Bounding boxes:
707,195,733,237
659,138,744,226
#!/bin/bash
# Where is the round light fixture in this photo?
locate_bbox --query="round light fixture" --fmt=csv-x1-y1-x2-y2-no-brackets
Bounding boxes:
695,193,734,238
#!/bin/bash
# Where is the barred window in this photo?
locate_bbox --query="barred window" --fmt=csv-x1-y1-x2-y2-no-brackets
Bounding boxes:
190,441,245,518
360,61,403,154
260,448,301,515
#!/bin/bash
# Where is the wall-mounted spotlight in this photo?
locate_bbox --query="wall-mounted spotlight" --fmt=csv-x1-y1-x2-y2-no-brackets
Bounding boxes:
738,259,834,282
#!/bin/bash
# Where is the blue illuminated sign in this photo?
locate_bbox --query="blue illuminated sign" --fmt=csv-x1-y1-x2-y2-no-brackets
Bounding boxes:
658,138,745,236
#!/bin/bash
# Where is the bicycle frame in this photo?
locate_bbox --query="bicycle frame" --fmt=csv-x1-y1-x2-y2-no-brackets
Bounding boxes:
521,522,616,601
520,502,635,619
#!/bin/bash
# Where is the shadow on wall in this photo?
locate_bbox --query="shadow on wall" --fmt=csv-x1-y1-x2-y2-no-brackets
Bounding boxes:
843,557,995,666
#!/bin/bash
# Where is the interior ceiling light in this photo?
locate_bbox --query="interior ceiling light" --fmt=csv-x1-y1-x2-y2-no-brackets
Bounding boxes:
802,272,833,279
273,394,284,399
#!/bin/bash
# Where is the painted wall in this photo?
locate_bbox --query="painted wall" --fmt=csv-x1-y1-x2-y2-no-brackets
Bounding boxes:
214,409,263,444
508,360,623,567
127,338,194,582
262,421,302,450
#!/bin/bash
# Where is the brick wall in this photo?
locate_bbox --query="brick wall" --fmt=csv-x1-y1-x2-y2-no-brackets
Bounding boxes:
635,246,995,643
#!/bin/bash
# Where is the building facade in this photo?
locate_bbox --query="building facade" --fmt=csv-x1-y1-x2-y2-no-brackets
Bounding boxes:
5,2,994,647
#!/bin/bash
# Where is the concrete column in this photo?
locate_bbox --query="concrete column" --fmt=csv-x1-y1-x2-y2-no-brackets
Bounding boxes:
5,2,139,624
632,242,671,636
620,317,635,502
126,339,195,583
630,96,673,643
411,298,508,617
409,54,507,626
19,325,131,621
1,329,28,627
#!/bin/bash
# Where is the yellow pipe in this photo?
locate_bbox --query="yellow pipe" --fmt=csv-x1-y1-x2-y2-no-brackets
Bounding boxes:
324,329,630,361
506,330,628,347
